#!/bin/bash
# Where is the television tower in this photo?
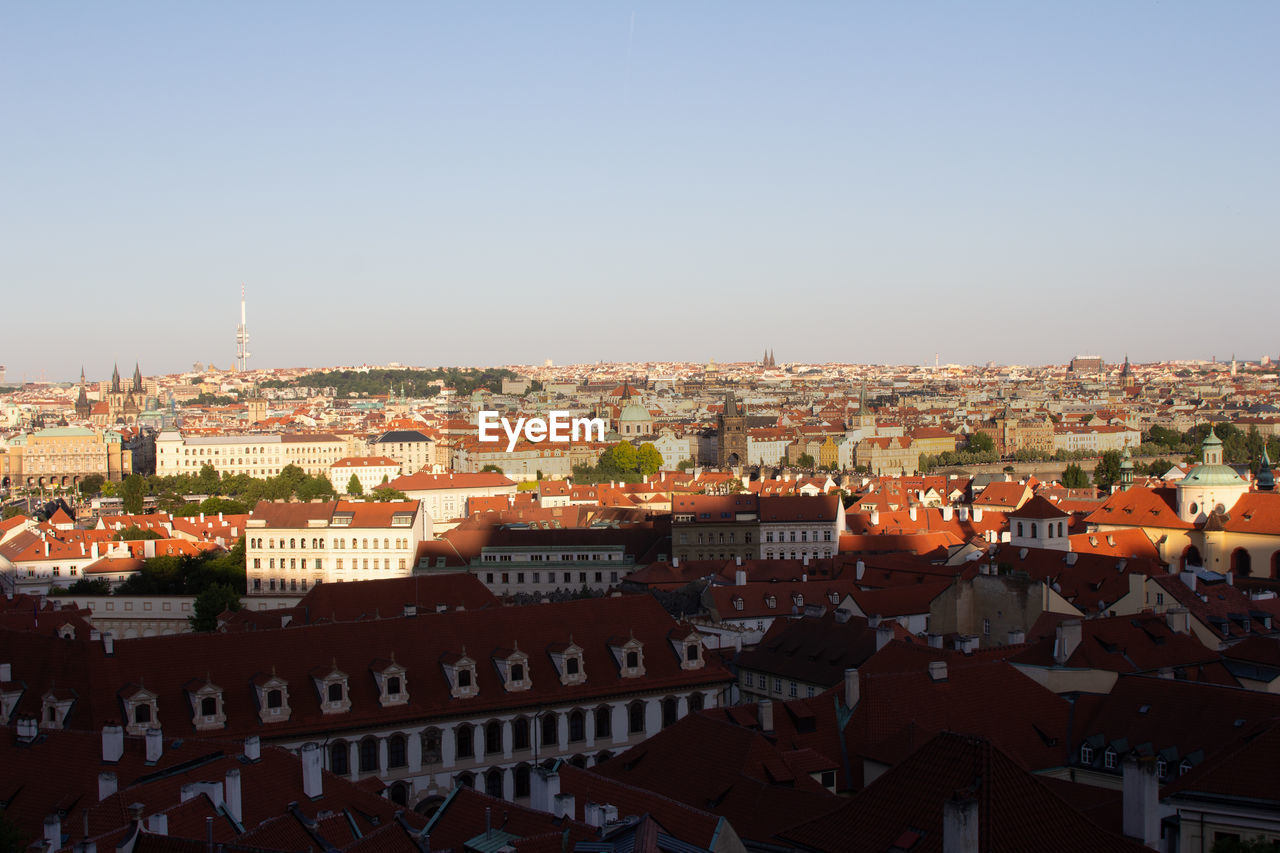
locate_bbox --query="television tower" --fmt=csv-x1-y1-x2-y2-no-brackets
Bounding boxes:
235,283,251,372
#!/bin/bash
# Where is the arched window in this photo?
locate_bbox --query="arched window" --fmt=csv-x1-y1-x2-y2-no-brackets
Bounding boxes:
541,713,558,747
485,720,503,756
594,706,612,739
1233,548,1253,577
628,701,645,734
689,692,705,713
359,737,378,773
514,763,532,798
662,696,678,728
456,771,475,788
485,768,504,798
330,741,349,774
568,710,585,743
388,734,407,768
327,683,343,703
1030,523,1038,538
513,717,530,751
422,728,442,763
456,724,474,759
1016,522,1024,537
267,689,282,709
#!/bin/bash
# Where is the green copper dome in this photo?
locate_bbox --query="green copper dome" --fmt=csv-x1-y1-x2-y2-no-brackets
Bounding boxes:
1180,464,1246,487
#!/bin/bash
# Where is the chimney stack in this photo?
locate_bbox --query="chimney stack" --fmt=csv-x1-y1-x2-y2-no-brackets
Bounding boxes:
145,728,163,763
302,742,323,798
844,667,860,709
243,735,261,761
552,792,575,820
1007,629,1025,645
44,814,62,850
17,716,38,743
225,769,243,824
1122,756,1160,848
103,632,114,656
942,797,978,853
855,560,865,581
758,699,774,734
1054,620,1083,665
876,622,893,651
1164,607,1190,635
99,772,118,801
102,725,124,763
530,767,561,814
735,569,746,586
928,661,949,682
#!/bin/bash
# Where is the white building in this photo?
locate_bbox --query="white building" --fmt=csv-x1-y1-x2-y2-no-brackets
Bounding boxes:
245,500,428,595
387,472,519,524
330,456,403,495
156,431,351,479
758,495,845,561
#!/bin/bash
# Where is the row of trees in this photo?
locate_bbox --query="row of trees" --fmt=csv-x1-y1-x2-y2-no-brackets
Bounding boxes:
1142,423,1280,471
572,441,664,485
95,464,339,514
259,367,520,398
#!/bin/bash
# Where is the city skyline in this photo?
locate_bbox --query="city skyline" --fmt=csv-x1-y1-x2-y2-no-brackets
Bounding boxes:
4,2,1277,378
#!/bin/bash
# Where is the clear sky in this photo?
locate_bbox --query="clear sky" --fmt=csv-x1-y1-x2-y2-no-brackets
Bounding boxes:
3,1,1277,381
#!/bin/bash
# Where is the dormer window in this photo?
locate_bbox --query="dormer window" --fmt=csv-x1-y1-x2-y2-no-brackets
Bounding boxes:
668,628,705,671
371,658,408,707
765,595,777,609
493,646,531,692
441,650,479,699
185,678,225,731
254,670,291,723
610,635,646,678
549,640,586,686
1103,747,1117,770
1080,744,1094,765
313,661,351,715
119,685,159,736
40,688,75,731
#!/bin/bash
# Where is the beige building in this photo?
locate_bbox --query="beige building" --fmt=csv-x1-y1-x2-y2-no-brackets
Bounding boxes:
156,431,349,479
369,429,438,475
855,436,918,476
1,427,132,488
245,500,428,594
330,456,403,495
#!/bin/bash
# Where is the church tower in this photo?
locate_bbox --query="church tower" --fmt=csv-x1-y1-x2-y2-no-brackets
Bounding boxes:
74,367,92,419
717,391,747,468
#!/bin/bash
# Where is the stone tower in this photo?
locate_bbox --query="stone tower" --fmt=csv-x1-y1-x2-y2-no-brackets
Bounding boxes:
717,391,747,468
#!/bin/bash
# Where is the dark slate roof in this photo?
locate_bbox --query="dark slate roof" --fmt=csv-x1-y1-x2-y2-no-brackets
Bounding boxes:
371,430,433,444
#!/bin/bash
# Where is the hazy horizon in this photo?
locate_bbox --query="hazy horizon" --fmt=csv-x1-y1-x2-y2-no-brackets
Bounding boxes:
4,2,1276,379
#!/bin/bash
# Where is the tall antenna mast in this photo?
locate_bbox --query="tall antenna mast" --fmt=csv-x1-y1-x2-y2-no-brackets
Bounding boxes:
235,282,251,372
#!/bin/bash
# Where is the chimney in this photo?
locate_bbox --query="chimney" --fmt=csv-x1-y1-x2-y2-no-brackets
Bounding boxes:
102,725,124,763
1007,629,1025,645
943,797,978,853
99,772,118,801
584,802,607,828
530,768,561,813
972,507,983,522
855,560,865,581
758,699,774,734
17,716,38,743
1179,570,1196,592
735,569,746,586
44,814,62,849
145,813,168,835
927,633,944,649
103,632,114,656
552,792,575,820
1054,620,1083,665
869,509,880,526
403,604,417,618
1164,607,1190,635
908,506,917,521
243,735,261,762
302,742,323,798
928,661,948,682
843,667,860,709
145,728,163,763
671,556,679,568
941,505,953,521
225,769,243,824
1122,756,1160,848
958,506,969,521
876,623,893,651
735,554,742,566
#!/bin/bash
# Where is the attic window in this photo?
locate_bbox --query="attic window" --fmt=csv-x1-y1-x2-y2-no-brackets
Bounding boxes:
331,513,353,527
1080,744,1094,765
391,513,413,527
1179,758,1192,776
313,663,352,715
186,680,226,731
1104,747,1117,770
372,659,408,707
732,596,744,611
255,672,291,724
765,595,777,609
121,687,160,736
495,647,531,692
443,652,479,699
611,636,646,678
551,641,586,686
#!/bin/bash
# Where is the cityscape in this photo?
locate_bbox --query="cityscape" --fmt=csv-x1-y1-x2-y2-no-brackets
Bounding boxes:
4,3,1279,853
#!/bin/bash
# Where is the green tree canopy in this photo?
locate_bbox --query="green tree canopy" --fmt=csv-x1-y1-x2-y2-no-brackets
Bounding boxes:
121,474,145,514
480,464,504,474
79,474,105,496
796,453,816,469
1094,450,1123,490
371,487,408,501
346,473,364,496
636,443,663,477
968,432,995,454
1061,463,1089,489
189,582,242,632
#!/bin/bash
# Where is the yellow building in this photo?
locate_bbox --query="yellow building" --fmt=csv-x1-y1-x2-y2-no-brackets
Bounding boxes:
0,427,131,488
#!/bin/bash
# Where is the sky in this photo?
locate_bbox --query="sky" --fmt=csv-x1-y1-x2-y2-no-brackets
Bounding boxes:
3,1,1277,381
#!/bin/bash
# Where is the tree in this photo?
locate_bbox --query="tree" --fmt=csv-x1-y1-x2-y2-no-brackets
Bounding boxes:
64,577,112,595
79,474,105,496
346,473,364,496
677,458,695,471
197,463,220,495
114,526,164,541
1061,463,1089,489
277,464,308,495
121,474,145,514
1,506,24,521
371,487,408,501
967,432,995,454
636,443,663,477
797,453,816,469
1094,450,1122,489
611,442,638,473
189,582,242,632
480,464,504,474
296,475,337,502
1147,459,1173,477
